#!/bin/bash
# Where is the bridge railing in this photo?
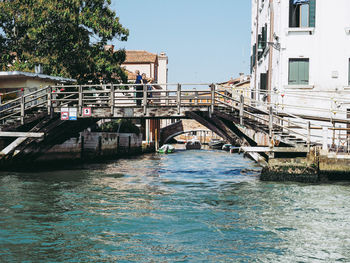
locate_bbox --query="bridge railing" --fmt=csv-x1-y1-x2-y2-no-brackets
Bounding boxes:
213,85,312,148
216,84,350,151
2,82,350,152
46,83,215,113
0,86,50,125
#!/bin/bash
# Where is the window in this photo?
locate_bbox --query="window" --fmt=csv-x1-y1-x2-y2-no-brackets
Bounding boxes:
257,24,268,60
289,0,316,28
250,44,256,73
288,59,309,85
260,72,268,93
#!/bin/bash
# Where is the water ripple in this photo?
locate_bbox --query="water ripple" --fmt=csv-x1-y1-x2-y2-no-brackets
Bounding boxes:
0,150,350,262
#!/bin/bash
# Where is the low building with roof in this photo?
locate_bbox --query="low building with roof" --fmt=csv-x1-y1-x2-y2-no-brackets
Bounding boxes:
0,70,76,102
218,74,251,104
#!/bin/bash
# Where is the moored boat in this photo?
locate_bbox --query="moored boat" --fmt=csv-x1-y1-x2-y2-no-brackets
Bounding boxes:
209,139,225,149
158,144,175,154
229,146,240,154
185,138,201,150
222,144,232,151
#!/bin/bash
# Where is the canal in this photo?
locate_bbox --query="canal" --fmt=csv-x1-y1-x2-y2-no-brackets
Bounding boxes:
0,148,350,262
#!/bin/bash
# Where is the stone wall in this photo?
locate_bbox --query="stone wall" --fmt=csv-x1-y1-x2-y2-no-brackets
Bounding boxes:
260,148,350,182
37,131,142,162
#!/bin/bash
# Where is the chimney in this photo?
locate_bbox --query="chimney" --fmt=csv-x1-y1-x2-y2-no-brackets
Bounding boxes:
157,52,168,90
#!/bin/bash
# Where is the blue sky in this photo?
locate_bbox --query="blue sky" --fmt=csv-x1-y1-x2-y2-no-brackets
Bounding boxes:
111,0,251,83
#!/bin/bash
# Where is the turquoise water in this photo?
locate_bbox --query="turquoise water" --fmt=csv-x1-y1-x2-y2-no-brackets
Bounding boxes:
1,149,350,262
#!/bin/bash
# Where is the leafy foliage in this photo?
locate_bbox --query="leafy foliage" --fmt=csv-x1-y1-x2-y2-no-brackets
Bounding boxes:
100,119,140,134
0,0,129,84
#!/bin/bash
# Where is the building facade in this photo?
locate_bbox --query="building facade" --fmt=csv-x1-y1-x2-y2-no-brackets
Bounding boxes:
121,50,168,87
0,71,75,103
251,0,350,120
120,49,169,145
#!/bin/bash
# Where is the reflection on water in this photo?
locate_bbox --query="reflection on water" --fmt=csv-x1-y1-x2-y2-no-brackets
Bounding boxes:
0,149,350,262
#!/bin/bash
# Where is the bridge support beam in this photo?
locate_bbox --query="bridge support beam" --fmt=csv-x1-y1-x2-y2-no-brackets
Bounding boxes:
269,106,273,148
239,94,244,125
177,84,181,115
210,84,215,115
20,95,25,125
78,85,83,116
143,84,147,115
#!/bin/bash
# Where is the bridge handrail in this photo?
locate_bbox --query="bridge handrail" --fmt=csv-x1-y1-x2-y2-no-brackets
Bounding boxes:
214,86,313,143
0,82,345,150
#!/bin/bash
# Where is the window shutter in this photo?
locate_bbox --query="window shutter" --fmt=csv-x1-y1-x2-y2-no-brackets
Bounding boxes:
289,0,294,27
264,24,268,50
309,0,316,27
258,34,263,50
260,73,267,92
299,60,309,84
253,44,256,66
289,60,299,84
289,59,309,85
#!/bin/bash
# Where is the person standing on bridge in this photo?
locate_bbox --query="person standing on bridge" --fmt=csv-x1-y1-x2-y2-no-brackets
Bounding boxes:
146,77,154,104
141,73,149,105
135,70,142,106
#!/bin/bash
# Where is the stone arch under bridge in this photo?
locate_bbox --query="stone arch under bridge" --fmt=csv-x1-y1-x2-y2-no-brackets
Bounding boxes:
159,111,260,148
161,127,212,145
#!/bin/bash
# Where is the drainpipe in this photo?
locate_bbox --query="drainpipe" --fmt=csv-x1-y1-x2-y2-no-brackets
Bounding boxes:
254,0,260,101
267,0,275,103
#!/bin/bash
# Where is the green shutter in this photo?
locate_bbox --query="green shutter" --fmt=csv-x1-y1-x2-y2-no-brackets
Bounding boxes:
258,34,263,49
264,24,268,50
289,60,299,84
309,0,316,27
253,44,256,66
250,55,253,73
299,60,309,84
289,59,309,85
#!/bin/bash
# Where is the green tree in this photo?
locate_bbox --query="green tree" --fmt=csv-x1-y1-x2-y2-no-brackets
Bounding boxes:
0,0,129,84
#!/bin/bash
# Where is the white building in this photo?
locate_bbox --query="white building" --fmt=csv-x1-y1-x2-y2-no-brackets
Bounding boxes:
119,49,170,143
121,50,168,86
251,0,350,119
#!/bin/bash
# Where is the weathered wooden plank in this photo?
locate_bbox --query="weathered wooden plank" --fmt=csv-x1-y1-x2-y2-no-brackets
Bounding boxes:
240,146,309,153
0,137,27,156
0,132,44,138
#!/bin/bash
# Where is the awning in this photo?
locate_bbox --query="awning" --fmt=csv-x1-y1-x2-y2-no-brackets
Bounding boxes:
293,0,309,4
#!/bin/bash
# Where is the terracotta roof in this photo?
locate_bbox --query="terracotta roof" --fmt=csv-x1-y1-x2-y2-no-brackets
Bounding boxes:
219,75,251,86
124,50,157,64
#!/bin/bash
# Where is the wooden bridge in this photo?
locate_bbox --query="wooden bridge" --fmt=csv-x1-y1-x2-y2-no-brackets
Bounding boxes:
0,82,349,166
